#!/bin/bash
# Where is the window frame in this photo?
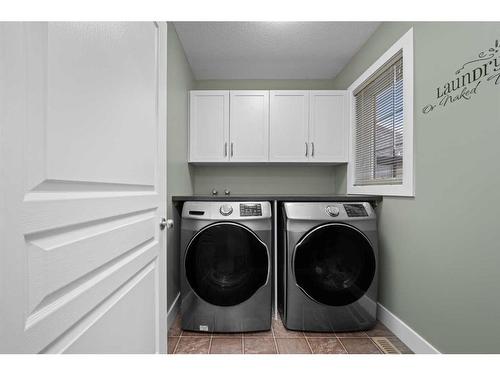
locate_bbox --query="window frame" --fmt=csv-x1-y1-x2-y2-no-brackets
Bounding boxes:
347,28,414,197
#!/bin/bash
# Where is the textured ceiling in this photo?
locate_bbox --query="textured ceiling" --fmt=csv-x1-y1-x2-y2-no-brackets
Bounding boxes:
173,22,380,80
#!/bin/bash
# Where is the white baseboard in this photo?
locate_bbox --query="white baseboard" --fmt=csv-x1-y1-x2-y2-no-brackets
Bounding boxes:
377,303,440,354
167,292,180,331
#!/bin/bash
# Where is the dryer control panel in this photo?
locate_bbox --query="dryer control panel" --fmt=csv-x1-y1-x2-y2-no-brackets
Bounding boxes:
240,203,262,217
343,204,368,217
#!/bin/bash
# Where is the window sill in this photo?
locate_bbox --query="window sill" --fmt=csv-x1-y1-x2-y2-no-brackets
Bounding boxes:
347,184,414,197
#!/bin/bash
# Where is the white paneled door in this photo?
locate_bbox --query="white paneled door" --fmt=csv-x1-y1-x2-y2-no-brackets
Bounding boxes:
0,22,167,353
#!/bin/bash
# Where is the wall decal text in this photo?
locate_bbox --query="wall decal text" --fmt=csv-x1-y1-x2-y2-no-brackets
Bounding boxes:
422,40,500,114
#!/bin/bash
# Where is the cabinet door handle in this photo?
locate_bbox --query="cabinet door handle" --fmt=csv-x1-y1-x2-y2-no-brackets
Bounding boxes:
224,142,228,157
311,142,315,157
231,142,234,157
305,142,308,157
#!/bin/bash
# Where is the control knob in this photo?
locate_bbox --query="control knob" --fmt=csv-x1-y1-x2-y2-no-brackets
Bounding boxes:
219,204,233,216
326,205,340,217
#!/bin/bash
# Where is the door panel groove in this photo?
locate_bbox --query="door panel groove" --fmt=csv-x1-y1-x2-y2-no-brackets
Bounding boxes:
24,189,158,202
26,213,157,315
21,194,159,233
26,238,158,330
28,179,155,194
39,259,157,354
25,207,156,241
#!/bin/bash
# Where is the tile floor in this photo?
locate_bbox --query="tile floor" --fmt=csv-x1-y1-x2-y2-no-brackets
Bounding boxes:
168,315,413,354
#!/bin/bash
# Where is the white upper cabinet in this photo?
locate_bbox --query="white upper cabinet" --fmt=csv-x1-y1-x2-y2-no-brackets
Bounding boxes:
188,89,348,164
189,90,229,162
269,91,310,162
309,91,348,162
229,91,269,162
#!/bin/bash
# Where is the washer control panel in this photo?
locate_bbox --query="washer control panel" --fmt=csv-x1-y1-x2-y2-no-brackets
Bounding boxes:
344,204,368,217
219,204,233,216
240,203,262,217
183,202,271,219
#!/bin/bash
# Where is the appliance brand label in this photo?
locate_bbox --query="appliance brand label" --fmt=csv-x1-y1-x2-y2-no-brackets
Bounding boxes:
422,39,500,114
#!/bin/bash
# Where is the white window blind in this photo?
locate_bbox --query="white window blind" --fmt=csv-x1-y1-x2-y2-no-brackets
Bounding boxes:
354,50,403,186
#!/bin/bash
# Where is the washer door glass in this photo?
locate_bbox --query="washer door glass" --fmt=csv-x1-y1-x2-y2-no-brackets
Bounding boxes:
294,223,376,306
185,222,269,307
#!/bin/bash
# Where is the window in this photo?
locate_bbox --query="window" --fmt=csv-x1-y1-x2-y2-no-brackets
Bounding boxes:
354,52,403,185
347,28,414,196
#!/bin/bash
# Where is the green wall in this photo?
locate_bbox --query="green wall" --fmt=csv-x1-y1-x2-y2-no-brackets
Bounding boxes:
167,23,195,309
332,22,500,353
193,79,338,195
194,165,336,195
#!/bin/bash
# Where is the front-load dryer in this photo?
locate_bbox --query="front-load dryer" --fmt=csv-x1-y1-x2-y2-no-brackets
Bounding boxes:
180,201,272,333
278,202,378,332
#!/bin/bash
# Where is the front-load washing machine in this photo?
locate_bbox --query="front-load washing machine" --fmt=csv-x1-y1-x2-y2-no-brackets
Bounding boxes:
278,202,378,332
180,201,272,333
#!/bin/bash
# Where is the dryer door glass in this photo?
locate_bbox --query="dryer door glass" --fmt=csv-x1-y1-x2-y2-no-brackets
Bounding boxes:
294,223,375,306
185,222,269,306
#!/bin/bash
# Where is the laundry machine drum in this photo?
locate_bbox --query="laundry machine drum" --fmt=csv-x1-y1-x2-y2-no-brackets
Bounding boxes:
293,223,376,307
185,222,269,307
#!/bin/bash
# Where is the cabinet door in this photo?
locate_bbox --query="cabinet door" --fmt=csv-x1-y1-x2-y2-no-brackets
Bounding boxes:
269,91,309,162
189,91,229,162
229,91,269,162
309,91,348,162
